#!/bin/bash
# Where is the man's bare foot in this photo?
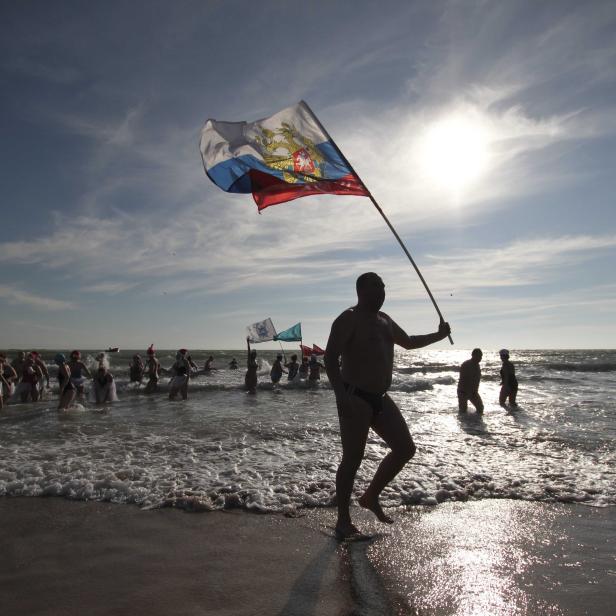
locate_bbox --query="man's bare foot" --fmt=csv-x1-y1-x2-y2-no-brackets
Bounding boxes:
358,494,394,524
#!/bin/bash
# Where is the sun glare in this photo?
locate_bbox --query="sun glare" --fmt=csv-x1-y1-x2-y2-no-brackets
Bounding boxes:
419,115,490,195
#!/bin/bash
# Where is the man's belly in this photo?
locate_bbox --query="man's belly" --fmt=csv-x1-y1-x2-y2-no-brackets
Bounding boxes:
341,363,392,393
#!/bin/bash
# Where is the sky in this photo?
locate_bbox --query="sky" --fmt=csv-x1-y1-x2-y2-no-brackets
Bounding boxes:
1,0,615,351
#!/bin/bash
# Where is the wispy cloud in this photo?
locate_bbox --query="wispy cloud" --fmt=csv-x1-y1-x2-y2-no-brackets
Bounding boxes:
0,285,75,311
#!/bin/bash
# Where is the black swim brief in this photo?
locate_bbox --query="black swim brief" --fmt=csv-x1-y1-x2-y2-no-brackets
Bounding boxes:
343,382,386,416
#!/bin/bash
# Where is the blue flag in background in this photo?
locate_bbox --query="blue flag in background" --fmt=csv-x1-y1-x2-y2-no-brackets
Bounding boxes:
274,323,302,342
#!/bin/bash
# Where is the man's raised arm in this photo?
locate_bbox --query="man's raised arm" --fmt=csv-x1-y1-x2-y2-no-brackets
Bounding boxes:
391,319,451,350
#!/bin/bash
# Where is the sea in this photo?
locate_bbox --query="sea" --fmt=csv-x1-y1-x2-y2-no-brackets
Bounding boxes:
1,349,614,513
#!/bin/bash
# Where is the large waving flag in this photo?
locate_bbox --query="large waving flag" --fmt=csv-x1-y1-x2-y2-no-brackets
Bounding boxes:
312,344,326,356
274,322,302,342
246,318,277,343
200,101,369,211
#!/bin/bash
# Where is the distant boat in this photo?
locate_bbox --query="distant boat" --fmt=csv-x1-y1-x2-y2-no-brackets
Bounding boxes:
106,347,120,353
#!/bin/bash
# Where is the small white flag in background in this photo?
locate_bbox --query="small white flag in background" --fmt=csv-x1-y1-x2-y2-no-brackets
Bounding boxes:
246,318,277,343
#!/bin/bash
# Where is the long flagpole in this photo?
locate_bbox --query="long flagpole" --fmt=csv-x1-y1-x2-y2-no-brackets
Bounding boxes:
302,101,453,345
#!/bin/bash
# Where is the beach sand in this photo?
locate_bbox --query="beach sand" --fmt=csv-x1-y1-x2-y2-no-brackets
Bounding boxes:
1,498,614,615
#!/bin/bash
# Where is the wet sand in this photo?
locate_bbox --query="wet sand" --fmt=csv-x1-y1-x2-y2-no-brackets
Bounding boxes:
1,498,615,615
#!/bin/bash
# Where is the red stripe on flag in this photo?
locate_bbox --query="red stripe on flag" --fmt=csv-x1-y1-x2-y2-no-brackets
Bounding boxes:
249,170,368,211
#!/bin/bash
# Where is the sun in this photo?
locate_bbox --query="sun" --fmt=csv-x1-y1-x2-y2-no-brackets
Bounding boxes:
419,114,490,194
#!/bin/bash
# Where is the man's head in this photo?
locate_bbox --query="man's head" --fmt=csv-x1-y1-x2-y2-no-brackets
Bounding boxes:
356,272,385,312
499,349,510,360
471,348,483,362
291,354,297,362
276,354,282,360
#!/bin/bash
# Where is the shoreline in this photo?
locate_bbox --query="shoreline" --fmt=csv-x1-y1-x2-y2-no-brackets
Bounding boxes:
1,497,615,615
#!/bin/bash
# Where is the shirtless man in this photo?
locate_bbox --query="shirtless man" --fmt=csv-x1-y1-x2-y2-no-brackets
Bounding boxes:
457,348,484,413
325,272,451,540
270,354,286,385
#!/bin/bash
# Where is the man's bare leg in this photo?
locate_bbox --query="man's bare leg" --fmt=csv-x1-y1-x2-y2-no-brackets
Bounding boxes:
359,395,416,524
335,395,372,537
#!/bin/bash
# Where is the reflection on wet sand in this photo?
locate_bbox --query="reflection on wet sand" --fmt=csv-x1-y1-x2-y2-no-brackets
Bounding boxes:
360,501,614,615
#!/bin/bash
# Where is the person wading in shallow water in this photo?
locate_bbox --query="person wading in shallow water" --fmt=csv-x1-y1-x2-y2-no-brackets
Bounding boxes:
325,272,451,540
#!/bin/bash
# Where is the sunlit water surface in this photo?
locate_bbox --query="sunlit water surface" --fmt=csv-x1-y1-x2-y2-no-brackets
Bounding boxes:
1,349,614,512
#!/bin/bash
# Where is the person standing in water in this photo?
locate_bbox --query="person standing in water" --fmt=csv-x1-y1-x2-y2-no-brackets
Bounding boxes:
270,353,285,386
91,365,118,404
308,355,324,382
129,354,145,383
499,349,518,407
298,356,309,380
69,350,92,400
30,352,50,399
169,349,197,400
17,353,43,403
0,354,18,409
325,272,451,540
203,356,215,372
144,345,160,393
457,348,484,413
285,354,299,381
55,353,76,410
228,357,238,370
245,338,258,394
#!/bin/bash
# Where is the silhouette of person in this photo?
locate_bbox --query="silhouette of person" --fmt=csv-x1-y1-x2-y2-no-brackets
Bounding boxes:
325,272,451,540
499,349,518,407
457,348,484,413
245,338,258,394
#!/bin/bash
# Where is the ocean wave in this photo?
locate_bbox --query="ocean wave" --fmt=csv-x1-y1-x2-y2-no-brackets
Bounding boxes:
1,469,613,513
544,362,616,373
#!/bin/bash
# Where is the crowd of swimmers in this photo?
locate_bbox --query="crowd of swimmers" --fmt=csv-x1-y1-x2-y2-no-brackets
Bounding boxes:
457,348,519,413
0,341,329,411
1,343,518,413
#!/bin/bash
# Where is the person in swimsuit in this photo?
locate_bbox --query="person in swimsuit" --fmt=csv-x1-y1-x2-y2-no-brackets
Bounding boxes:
499,349,518,407
55,353,76,410
298,356,309,380
11,351,26,393
203,356,215,372
308,355,324,382
270,354,285,385
91,365,118,404
325,272,451,540
457,348,484,413
144,345,160,393
69,350,92,400
18,354,43,403
30,352,50,399
169,349,197,400
0,353,18,409
228,358,238,370
285,354,299,381
129,354,145,383
245,338,258,394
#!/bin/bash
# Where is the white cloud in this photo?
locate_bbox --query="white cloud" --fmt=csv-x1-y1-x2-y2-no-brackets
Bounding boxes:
0,285,75,311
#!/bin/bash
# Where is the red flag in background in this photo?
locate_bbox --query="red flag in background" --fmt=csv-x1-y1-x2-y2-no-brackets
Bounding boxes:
300,345,313,358
312,344,325,355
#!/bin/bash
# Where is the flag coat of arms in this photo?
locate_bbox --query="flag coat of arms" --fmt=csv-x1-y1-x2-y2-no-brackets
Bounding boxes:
246,318,277,343
200,101,369,210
